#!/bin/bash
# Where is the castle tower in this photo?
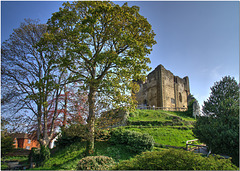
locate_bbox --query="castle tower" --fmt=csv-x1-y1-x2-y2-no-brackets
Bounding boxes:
134,64,190,110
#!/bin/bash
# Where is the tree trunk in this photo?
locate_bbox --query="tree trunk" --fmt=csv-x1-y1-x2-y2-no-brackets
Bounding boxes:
37,104,42,142
41,106,49,147
63,85,67,128
86,86,96,155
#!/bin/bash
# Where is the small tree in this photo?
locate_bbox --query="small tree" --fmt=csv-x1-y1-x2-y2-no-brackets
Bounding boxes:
193,76,239,166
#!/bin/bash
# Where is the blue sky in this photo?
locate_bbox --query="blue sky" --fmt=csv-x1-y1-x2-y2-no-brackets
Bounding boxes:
1,1,239,108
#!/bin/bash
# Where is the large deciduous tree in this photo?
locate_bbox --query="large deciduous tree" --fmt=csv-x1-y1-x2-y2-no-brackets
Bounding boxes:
1,19,69,147
41,1,156,154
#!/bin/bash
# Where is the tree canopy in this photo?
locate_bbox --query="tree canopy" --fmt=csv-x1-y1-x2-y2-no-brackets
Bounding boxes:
193,76,239,166
1,19,77,147
40,1,156,154
202,76,239,117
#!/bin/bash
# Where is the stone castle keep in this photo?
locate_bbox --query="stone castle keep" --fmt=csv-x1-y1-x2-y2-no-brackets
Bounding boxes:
134,64,190,110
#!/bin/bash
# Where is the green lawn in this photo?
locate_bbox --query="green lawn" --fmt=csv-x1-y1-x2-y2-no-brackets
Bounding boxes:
124,127,196,147
129,109,196,122
33,141,137,170
125,109,197,147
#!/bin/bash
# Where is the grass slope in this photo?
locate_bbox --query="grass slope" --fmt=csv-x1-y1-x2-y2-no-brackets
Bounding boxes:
129,109,195,122
33,109,197,170
124,109,197,147
124,127,195,147
34,141,137,170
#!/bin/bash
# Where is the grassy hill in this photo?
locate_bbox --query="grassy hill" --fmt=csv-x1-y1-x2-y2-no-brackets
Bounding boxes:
123,109,197,147
33,141,137,170
32,109,198,170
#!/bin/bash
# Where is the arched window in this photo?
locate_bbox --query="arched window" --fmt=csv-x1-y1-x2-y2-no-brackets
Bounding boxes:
179,93,182,103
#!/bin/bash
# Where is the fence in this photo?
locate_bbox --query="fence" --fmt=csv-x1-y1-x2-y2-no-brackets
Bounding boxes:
137,105,187,111
186,139,208,153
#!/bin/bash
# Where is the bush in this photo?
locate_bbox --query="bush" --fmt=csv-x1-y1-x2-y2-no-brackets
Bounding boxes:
95,128,111,141
77,156,115,170
55,124,87,147
29,147,39,163
56,124,111,148
112,149,238,170
29,146,50,167
1,134,14,156
109,129,154,153
193,115,239,166
129,110,139,118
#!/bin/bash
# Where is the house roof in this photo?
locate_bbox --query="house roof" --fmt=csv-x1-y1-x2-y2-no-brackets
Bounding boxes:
12,133,29,139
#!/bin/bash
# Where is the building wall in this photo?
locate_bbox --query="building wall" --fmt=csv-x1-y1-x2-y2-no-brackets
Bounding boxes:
13,137,40,150
135,64,190,110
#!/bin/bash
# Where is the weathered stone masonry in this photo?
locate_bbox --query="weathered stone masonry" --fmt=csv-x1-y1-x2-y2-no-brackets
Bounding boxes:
134,64,190,110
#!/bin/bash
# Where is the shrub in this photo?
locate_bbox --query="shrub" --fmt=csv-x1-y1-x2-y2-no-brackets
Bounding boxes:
1,134,14,156
77,156,115,170
55,124,87,147
29,147,39,163
109,129,154,153
129,110,139,118
95,128,111,141
56,124,111,148
29,146,50,167
112,149,238,170
193,115,239,166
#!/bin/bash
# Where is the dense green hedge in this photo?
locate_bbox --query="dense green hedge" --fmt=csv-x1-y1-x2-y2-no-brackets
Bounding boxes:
109,129,154,153
77,156,115,170
112,149,238,170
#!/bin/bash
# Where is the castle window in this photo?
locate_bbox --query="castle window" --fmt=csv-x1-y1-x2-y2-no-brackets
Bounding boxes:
171,98,175,104
179,93,182,103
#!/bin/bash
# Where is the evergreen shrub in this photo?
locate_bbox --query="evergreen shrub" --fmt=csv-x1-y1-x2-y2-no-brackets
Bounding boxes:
109,129,154,153
112,149,238,170
77,156,115,170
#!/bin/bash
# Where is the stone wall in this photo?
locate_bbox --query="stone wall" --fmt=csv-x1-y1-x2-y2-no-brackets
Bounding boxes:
135,64,190,110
